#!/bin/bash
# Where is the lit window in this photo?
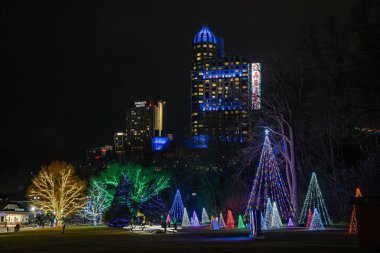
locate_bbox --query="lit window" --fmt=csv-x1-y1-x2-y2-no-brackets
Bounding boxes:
199,100,203,103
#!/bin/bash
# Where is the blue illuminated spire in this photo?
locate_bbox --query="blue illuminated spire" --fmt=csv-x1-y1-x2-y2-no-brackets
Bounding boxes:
193,26,217,44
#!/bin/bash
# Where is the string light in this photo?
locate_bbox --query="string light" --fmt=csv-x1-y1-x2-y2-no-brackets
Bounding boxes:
349,188,362,234
191,211,200,227
271,202,282,228
219,213,226,228
226,210,236,229
201,207,210,223
298,173,332,226
169,190,184,223
237,214,246,229
263,198,273,230
309,208,325,230
245,130,293,220
182,207,190,227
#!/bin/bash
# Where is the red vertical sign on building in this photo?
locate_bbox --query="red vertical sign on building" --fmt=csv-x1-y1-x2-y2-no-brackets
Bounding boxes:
251,63,261,110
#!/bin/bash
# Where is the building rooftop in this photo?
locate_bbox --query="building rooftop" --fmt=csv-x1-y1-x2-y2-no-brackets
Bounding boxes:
193,26,217,44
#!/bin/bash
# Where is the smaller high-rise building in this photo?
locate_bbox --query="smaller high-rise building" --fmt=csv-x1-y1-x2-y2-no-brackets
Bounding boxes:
114,131,127,155
125,100,165,155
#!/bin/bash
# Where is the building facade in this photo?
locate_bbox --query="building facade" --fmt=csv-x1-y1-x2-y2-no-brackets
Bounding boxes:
191,26,261,143
125,100,165,153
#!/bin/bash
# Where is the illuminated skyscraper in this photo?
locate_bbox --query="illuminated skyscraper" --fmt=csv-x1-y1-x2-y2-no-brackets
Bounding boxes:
125,100,166,154
191,26,261,143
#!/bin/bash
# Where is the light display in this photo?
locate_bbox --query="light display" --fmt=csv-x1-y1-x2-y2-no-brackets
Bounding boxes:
219,213,226,228
237,214,246,229
250,63,261,110
105,174,133,227
261,213,266,230
245,130,293,220
349,188,362,234
201,207,210,223
191,211,200,227
211,217,220,230
166,213,171,223
182,207,190,227
306,208,312,229
309,208,325,230
189,135,209,149
226,210,235,229
271,202,282,228
287,217,294,227
169,190,184,223
193,26,217,44
354,127,380,135
298,172,332,226
90,163,169,211
264,198,273,229
209,215,214,228
151,137,169,151
27,161,86,226
84,187,106,226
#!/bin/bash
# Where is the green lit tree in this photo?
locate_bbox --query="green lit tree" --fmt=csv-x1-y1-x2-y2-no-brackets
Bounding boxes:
90,163,170,212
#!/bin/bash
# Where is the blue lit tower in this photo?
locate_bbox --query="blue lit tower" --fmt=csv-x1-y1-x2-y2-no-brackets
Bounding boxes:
190,26,260,144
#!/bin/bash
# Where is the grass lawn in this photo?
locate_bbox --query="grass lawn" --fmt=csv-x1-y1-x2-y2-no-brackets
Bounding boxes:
0,225,373,253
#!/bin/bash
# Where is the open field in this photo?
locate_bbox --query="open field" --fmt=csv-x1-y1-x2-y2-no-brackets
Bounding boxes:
0,225,375,253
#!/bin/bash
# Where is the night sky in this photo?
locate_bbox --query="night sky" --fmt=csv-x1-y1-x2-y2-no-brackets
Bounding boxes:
0,1,366,190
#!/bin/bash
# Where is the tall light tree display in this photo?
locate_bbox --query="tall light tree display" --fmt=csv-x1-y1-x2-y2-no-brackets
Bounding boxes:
349,188,362,234
84,187,106,226
271,202,282,228
201,207,210,223
169,190,184,223
245,130,293,219
298,172,332,226
27,161,86,226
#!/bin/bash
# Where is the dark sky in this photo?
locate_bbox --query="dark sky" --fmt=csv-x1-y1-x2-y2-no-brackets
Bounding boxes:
0,0,367,189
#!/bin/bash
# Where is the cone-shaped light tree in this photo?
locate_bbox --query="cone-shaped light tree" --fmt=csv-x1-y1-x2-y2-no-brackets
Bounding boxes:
219,213,226,228
169,190,184,223
27,161,86,226
237,215,246,229
306,208,312,229
298,173,332,226
226,210,235,229
105,174,133,227
264,198,273,229
191,211,200,227
309,208,325,230
287,217,294,227
201,207,210,223
182,207,190,227
245,130,293,219
271,202,282,228
349,188,362,234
